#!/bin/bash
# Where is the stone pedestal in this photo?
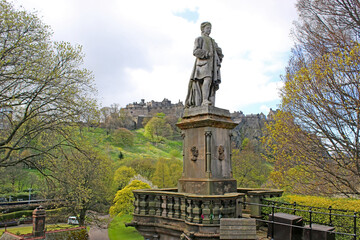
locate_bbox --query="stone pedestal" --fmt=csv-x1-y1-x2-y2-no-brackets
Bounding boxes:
177,106,237,195
32,206,46,237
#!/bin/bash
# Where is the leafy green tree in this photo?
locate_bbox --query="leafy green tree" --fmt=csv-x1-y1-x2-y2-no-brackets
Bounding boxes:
124,158,156,180
232,139,270,188
144,114,173,142
169,159,183,187
47,133,113,226
111,128,134,147
151,158,172,188
0,0,97,167
113,166,136,190
109,180,150,217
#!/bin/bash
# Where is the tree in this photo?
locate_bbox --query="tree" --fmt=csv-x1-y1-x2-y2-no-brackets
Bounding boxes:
113,166,136,190
151,158,172,188
111,128,134,147
0,0,97,168
232,139,270,188
109,180,150,217
144,114,173,142
264,0,360,196
47,134,113,226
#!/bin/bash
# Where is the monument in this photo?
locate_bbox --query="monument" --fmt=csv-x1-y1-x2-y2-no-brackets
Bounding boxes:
179,22,237,195
127,22,282,240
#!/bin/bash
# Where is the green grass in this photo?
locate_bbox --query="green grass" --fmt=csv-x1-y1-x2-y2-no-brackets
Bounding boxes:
83,127,182,162
0,224,78,235
108,214,142,240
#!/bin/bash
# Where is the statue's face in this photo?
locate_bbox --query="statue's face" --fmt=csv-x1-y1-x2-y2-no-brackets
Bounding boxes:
203,25,211,35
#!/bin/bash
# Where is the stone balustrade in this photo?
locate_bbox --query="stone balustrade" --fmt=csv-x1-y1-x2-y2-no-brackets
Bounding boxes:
133,188,245,225
237,188,284,218
129,188,283,239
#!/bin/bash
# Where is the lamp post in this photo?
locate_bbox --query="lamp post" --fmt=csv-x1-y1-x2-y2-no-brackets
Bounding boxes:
28,188,32,204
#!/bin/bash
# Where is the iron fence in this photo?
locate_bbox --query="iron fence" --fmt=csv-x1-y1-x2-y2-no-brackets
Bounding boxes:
239,200,358,240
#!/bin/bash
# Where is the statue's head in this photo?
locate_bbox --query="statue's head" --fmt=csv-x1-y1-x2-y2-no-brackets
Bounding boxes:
200,22,212,35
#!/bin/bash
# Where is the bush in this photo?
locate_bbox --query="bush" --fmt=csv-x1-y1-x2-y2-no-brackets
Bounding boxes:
111,128,134,147
0,210,33,222
109,180,150,217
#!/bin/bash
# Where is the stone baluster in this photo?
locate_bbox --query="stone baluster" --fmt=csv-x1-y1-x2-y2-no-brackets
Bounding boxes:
212,199,221,224
228,199,236,218
186,199,193,222
202,199,211,224
155,195,162,216
167,196,174,218
133,193,140,214
180,197,186,220
221,199,230,218
192,199,202,224
161,195,168,218
139,194,148,215
148,194,156,216
174,196,180,219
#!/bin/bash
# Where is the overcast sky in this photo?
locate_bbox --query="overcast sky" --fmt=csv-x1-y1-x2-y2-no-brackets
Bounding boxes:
15,0,298,114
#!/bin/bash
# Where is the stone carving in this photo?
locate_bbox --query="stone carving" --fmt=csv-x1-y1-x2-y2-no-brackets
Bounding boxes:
218,145,225,161
190,146,199,161
185,22,224,108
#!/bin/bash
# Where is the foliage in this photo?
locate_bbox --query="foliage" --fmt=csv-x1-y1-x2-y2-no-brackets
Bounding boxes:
111,128,134,147
108,214,142,240
109,180,150,217
263,0,360,196
0,0,97,167
144,114,173,142
113,166,136,190
45,130,114,226
0,210,33,222
232,139,270,188
124,158,157,180
151,158,172,188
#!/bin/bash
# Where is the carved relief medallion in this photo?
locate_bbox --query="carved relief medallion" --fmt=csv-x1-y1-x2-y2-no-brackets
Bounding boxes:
190,146,199,161
218,145,225,161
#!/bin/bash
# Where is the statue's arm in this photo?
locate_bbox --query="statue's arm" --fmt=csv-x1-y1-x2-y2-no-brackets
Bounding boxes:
193,37,209,59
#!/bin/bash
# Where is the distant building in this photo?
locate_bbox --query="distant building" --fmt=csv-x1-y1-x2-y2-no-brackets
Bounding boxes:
122,98,184,129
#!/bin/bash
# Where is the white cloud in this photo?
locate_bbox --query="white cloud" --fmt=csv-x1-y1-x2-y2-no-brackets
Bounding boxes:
16,0,297,113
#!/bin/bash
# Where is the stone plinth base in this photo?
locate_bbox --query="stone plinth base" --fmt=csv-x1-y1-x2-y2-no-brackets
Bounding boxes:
178,178,237,195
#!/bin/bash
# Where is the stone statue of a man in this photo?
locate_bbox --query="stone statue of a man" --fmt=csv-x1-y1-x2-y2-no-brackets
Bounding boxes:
185,22,224,108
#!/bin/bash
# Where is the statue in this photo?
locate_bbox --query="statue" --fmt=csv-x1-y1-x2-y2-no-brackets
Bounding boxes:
185,22,224,108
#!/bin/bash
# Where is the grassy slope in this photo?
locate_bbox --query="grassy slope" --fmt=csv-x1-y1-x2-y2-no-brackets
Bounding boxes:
108,214,142,240
84,127,182,162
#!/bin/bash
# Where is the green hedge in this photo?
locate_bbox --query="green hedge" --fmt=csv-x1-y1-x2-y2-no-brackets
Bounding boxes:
0,208,66,222
0,210,33,222
46,228,88,240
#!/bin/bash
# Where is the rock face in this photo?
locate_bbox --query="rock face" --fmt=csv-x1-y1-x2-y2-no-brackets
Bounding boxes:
231,109,278,150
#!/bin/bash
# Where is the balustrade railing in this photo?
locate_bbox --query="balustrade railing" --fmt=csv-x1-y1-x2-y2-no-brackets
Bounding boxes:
132,189,245,225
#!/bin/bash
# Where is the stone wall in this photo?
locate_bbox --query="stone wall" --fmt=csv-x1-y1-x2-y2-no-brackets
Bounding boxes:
121,98,184,129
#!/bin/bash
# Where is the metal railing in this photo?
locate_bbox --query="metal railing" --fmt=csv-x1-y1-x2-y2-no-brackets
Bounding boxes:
240,200,358,240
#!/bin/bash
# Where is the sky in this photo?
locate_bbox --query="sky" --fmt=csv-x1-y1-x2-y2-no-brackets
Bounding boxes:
14,0,298,114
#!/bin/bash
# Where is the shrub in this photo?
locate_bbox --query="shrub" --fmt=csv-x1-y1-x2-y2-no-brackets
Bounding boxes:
111,128,134,147
109,180,150,217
